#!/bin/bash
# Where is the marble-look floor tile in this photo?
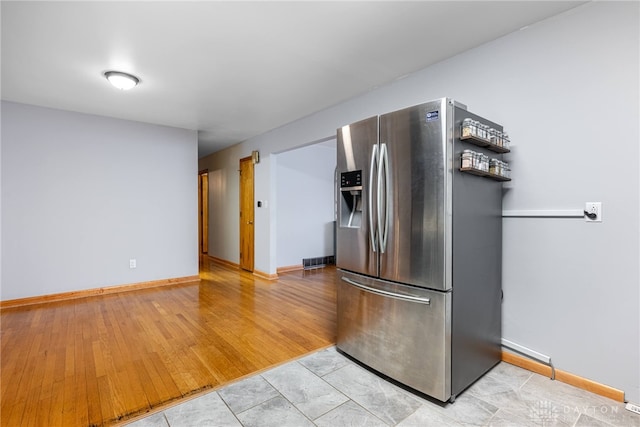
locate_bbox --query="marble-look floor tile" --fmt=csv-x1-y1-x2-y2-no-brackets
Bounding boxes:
298,346,350,377
485,362,534,390
125,411,169,427
515,395,577,426
523,373,605,405
486,408,550,427
467,373,529,411
600,409,640,427
396,403,463,427
163,392,241,427
467,373,577,425
235,396,314,427
521,374,638,427
323,363,423,425
126,346,636,427
314,400,389,427
218,375,280,414
436,392,498,425
262,360,349,419
560,400,638,427
574,413,616,427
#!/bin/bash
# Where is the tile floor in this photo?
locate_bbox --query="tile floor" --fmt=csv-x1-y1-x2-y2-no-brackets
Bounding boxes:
126,347,639,427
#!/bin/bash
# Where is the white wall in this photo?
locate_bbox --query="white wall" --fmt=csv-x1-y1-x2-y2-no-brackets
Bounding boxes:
199,2,639,402
276,141,336,267
1,102,199,300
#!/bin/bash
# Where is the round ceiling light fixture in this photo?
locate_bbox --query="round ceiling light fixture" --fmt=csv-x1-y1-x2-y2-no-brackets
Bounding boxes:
104,71,140,90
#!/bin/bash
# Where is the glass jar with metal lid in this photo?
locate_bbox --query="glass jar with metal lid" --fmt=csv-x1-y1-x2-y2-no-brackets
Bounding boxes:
489,159,500,176
461,119,475,138
489,128,503,147
480,153,489,172
502,162,511,179
461,150,474,169
502,133,510,150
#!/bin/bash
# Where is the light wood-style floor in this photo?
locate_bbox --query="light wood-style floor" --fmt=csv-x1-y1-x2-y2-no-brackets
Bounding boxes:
0,260,337,427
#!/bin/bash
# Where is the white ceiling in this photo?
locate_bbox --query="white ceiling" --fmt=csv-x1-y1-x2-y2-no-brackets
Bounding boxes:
1,1,585,158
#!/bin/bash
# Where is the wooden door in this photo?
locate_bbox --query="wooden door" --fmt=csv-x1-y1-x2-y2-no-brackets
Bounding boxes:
239,157,254,271
198,171,209,254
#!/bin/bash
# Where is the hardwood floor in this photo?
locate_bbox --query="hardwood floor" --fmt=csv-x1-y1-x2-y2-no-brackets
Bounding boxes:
0,260,337,427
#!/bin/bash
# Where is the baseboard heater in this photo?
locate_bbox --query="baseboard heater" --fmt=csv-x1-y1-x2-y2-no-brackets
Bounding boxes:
501,338,556,380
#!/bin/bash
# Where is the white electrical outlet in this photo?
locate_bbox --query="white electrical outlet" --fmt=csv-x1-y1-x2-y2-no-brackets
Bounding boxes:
626,402,640,415
129,258,137,269
584,202,602,222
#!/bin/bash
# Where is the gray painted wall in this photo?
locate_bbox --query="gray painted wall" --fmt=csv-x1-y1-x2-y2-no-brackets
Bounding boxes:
199,2,639,402
1,102,198,300
276,141,336,268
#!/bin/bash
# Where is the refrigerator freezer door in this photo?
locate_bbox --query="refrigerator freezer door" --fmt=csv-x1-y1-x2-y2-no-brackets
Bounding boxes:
336,116,379,277
337,270,452,402
378,99,451,291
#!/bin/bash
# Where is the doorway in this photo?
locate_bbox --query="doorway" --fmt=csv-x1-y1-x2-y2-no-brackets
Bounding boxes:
239,157,254,272
198,170,209,255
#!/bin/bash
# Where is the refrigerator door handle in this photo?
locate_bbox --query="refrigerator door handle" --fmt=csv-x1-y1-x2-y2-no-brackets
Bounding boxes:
341,276,431,305
369,144,379,252
378,143,390,253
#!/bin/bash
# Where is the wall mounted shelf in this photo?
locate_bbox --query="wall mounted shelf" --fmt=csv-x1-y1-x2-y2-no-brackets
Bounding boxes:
460,134,510,153
459,166,511,181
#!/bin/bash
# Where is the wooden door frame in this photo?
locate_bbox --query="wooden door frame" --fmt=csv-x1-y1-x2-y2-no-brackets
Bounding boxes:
198,170,209,255
239,157,255,272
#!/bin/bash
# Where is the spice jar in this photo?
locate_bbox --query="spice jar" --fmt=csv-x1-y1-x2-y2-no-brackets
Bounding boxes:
489,159,499,176
502,162,511,179
461,150,473,169
461,119,474,138
488,128,496,145
480,154,489,172
502,133,510,150
489,128,503,147
474,152,483,170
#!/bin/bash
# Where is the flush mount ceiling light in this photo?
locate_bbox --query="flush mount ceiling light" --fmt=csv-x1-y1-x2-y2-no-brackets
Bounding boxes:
104,71,140,90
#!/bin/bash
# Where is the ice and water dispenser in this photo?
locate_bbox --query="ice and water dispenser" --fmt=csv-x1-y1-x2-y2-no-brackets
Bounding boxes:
339,170,363,228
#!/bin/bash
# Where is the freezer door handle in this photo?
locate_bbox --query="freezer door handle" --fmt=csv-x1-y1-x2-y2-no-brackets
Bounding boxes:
378,143,390,253
368,144,379,252
341,276,431,305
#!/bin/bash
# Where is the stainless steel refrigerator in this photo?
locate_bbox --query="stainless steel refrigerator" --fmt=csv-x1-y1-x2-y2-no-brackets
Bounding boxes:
336,98,503,403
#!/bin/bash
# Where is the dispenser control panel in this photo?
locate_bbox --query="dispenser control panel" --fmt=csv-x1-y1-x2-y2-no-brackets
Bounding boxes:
340,170,362,190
